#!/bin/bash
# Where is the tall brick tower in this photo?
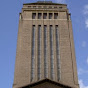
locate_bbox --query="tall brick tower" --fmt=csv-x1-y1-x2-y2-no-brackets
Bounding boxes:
13,1,79,88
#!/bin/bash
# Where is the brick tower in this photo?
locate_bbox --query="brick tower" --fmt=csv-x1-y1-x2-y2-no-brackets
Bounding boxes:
13,1,79,88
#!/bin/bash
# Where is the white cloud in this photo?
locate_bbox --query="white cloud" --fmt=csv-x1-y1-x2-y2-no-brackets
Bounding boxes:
83,5,88,29
87,57,88,64
85,19,88,28
84,5,88,15
79,80,88,88
82,41,87,47
55,0,66,3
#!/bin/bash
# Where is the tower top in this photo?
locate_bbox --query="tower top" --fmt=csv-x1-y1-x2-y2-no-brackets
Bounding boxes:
37,1,52,3
23,1,67,6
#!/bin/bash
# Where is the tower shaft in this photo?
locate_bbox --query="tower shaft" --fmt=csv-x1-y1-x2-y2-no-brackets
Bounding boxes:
13,1,79,88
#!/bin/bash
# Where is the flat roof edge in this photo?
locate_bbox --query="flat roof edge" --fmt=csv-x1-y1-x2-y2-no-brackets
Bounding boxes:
23,2,67,6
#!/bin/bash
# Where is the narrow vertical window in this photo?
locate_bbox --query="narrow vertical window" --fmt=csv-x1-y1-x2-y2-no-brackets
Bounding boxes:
32,13,36,19
38,25,41,80
49,6,52,9
54,13,58,19
59,7,63,9
55,25,60,81
33,6,36,8
54,6,57,9
44,25,48,78
44,6,47,8
31,25,36,81
49,13,53,19
38,13,42,19
43,13,47,19
50,25,54,79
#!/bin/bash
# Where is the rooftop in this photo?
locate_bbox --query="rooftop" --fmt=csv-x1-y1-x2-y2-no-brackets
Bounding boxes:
37,1,53,3
23,1,67,6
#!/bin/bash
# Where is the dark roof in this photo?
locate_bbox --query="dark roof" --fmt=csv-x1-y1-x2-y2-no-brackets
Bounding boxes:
21,79,72,88
23,1,67,6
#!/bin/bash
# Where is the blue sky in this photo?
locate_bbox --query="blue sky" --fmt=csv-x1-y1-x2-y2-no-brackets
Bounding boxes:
0,0,88,88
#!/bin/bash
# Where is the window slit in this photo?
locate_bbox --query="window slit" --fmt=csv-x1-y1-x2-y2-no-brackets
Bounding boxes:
44,25,48,78
56,25,60,81
31,25,35,81
38,25,41,80
50,25,54,80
